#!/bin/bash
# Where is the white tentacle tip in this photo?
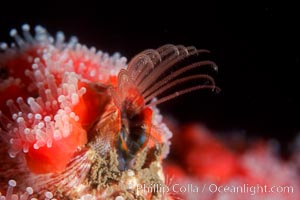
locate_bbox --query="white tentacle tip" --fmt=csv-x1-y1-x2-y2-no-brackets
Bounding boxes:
8,179,17,187
0,42,8,49
9,29,17,37
22,24,30,31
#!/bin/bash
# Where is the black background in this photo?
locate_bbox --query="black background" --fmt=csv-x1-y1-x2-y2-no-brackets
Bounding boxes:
0,2,299,148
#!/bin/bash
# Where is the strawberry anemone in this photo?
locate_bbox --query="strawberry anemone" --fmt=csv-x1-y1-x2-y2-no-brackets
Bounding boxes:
0,25,126,176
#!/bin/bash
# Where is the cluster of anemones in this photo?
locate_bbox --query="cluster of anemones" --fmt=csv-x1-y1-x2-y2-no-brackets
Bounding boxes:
0,24,127,199
164,123,300,200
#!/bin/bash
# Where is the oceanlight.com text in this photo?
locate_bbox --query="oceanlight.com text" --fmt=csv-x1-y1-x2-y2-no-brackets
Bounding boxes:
136,183,294,196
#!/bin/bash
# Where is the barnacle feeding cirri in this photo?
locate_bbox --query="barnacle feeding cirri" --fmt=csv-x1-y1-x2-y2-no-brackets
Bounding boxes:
0,25,218,199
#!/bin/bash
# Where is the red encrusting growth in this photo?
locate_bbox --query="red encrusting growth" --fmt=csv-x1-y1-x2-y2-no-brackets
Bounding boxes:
4,49,43,80
181,125,239,182
25,119,87,173
164,123,300,199
73,82,111,129
0,47,46,114
142,107,164,149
